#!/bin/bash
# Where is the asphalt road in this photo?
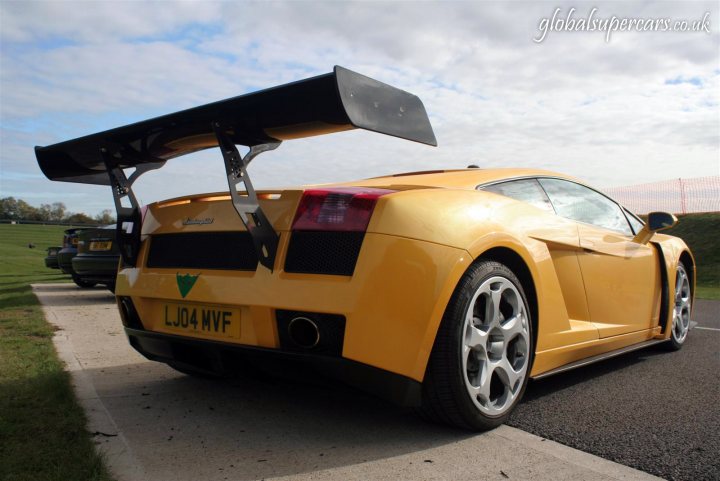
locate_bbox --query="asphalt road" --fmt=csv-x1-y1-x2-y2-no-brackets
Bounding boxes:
508,299,720,481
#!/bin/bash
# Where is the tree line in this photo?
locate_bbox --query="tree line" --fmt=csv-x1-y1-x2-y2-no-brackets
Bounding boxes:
0,197,115,224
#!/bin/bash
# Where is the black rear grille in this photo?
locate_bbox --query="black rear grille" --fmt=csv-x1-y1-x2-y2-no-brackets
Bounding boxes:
284,231,364,276
147,232,258,270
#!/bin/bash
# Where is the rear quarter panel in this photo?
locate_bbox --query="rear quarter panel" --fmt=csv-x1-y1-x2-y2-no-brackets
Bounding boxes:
370,189,590,376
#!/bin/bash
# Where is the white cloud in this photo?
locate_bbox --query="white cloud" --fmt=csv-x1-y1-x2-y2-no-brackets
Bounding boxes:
0,1,222,43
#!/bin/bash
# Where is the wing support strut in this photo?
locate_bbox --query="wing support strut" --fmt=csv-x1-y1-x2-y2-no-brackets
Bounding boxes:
212,123,281,271
101,147,163,267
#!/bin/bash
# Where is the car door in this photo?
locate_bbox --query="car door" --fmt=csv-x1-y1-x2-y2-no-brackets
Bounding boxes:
538,178,662,338
480,178,599,348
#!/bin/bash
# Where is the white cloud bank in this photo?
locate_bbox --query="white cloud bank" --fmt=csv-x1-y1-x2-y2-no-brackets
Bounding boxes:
1,1,718,216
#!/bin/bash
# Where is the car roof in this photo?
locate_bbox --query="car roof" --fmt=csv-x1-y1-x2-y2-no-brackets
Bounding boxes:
335,168,578,190
151,168,584,206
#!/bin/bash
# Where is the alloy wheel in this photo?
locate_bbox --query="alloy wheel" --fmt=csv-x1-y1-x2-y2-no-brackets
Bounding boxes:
672,264,691,344
462,276,530,416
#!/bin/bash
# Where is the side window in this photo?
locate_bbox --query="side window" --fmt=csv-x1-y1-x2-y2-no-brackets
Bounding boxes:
480,179,555,213
624,209,645,235
538,178,633,236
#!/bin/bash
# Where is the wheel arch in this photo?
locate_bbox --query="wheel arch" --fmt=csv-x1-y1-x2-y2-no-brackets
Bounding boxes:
651,237,696,339
679,250,695,301
418,243,540,381
417,247,538,428
476,246,539,358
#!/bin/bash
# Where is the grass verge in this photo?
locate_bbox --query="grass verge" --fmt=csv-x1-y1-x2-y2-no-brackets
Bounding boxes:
662,213,719,297
695,286,719,300
0,224,112,481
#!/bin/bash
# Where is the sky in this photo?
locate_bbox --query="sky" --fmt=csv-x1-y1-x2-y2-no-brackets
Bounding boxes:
1,0,718,217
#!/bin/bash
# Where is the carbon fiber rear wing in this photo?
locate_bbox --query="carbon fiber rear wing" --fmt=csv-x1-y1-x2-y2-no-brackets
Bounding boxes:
34,66,437,270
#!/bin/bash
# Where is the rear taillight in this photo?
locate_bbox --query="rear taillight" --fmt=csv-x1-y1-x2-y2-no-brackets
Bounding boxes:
292,188,394,232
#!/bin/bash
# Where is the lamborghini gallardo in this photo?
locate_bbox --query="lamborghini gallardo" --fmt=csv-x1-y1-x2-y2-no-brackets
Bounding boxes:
35,67,694,429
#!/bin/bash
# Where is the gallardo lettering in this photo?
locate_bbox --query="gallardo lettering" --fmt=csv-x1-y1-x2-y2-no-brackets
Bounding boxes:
165,305,232,333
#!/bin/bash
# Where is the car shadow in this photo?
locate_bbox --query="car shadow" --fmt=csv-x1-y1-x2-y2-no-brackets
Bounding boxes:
521,344,671,403
82,361,473,480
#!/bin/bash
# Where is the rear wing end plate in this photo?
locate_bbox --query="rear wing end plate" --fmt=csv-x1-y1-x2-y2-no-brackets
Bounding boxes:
34,66,437,270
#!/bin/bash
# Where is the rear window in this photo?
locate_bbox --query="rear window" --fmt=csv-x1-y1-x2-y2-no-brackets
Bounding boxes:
479,179,555,213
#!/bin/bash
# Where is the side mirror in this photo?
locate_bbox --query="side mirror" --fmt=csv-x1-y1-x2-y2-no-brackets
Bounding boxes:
633,211,677,244
647,211,678,232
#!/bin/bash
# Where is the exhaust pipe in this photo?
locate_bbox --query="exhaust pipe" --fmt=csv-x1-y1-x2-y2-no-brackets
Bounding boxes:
287,316,320,349
118,296,143,329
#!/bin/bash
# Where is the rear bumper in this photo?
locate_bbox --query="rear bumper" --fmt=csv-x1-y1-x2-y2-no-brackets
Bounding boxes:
125,327,422,407
71,254,119,283
45,257,59,269
116,232,471,383
57,248,77,274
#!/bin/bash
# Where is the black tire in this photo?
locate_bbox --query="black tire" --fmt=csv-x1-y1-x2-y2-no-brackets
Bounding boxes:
419,259,534,430
72,276,97,288
664,262,692,351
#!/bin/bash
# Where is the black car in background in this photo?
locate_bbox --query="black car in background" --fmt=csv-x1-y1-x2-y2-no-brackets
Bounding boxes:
57,228,88,286
71,225,120,292
44,246,61,269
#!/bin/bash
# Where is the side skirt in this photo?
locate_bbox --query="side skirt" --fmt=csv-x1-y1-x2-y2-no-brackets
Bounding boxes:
531,339,667,380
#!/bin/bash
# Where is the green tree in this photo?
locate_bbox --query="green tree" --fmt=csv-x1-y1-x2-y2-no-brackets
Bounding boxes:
65,212,95,224
0,197,20,219
94,209,115,224
1,197,101,223
18,199,42,221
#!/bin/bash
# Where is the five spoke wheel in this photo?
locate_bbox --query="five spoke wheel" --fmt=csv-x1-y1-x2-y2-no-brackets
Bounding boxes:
670,263,691,347
420,259,533,430
462,276,530,417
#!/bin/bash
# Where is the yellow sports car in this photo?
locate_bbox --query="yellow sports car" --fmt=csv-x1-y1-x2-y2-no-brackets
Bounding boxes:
35,67,694,430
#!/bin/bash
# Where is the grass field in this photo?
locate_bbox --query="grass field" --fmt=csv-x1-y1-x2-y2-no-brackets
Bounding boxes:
662,213,720,300
0,223,112,481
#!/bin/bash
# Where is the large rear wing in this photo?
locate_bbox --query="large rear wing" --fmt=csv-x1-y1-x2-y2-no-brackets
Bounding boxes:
34,66,437,270
35,66,436,184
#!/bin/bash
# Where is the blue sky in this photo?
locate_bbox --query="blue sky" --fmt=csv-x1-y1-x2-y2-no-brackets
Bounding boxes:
1,1,718,216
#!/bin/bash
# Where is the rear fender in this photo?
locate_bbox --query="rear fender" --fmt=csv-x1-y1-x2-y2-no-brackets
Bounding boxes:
369,189,577,378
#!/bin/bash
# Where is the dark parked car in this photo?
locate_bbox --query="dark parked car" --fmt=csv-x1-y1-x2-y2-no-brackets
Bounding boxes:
71,225,120,292
57,228,80,273
44,246,61,269
57,228,96,287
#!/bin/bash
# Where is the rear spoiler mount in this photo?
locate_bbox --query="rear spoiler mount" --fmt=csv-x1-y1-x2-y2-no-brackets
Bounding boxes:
213,123,281,271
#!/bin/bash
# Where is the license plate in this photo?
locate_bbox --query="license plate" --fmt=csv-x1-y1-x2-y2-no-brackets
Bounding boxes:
161,302,240,339
90,241,112,251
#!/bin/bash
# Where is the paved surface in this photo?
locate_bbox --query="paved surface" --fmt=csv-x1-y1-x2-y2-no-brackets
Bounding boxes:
508,299,720,481
34,284,656,481
35,283,704,481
